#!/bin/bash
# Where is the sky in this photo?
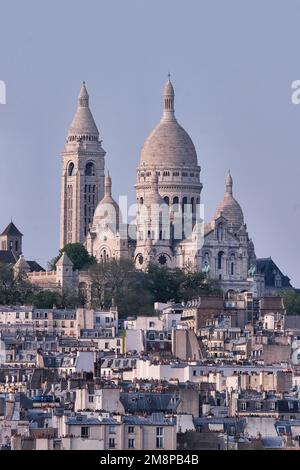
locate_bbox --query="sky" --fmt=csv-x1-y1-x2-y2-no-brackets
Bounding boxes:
0,0,299,285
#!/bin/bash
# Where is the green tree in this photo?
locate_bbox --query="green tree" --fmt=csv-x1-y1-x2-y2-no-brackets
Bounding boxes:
89,259,154,316
0,263,33,305
279,289,300,315
28,290,80,309
50,243,96,271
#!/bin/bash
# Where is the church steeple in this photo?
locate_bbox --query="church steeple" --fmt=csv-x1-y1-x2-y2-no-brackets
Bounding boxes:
162,74,175,121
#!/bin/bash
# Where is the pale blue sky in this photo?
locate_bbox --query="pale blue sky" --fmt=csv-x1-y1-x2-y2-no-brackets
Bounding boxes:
0,0,299,285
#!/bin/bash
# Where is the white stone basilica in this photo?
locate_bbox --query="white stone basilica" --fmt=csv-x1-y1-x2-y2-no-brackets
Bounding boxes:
60,79,263,295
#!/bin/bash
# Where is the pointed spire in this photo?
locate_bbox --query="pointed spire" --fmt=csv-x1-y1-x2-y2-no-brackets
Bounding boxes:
225,170,233,196
104,173,112,197
68,82,99,137
78,81,89,107
56,252,73,267
162,74,175,121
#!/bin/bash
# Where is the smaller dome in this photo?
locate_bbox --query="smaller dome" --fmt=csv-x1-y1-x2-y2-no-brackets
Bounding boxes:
213,172,244,227
93,174,121,231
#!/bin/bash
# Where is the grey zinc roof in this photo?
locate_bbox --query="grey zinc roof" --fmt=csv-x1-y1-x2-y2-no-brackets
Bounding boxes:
124,413,174,426
66,416,118,426
120,392,180,413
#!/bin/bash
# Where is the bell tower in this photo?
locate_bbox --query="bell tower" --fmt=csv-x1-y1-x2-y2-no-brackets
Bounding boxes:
59,82,105,248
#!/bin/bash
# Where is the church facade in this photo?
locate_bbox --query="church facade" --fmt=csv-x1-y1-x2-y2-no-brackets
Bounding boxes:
58,79,264,296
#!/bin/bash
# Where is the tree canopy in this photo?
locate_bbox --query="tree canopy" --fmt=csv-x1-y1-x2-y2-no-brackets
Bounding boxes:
89,260,221,317
50,243,96,271
0,259,221,316
279,289,300,315
0,263,33,305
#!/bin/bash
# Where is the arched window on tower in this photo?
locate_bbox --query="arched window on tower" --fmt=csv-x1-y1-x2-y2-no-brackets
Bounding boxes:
164,196,169,205
68,162,75,176
85,162,95,176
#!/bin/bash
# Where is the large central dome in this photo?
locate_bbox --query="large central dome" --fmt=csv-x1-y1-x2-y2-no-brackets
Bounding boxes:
139,78,198,167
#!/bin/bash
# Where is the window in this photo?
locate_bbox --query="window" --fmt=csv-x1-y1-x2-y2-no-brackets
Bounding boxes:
270,401,276,410
255,401,262,411
217,223,223,241
149,321,155,328
278,426,286,434
171,320,177,328
149,333,155,340
230,262,234,275
156,427,164,449
240,402,247,411
128,438,135,449
85,162,95,176
158,254,167,265
25,312,29,320
109,438,115,448
16,312,19,319
105,317,110,323
88,395,94,403
81,426,89,438
105,342,109,349
218,251,224,270
68,162,75,176
109,425,116,434
128,426,135,434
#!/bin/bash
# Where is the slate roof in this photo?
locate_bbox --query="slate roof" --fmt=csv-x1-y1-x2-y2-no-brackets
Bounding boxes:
256,257,292,288
0,250,17,264
27,261,45,272
0,222,23,236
